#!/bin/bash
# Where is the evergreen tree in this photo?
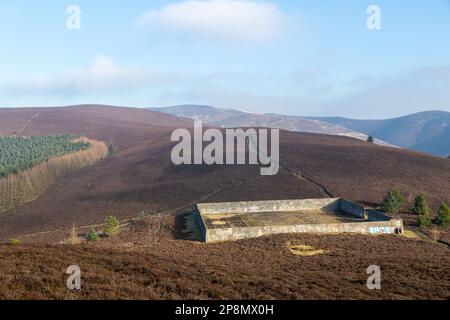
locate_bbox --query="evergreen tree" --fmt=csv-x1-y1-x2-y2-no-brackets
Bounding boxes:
0,135,90,178
104,216,120,237
87,229,100,241
392,190,404,205
436,203,450,227
382,190,404,214
414,195,431,227
108,144,116,156
413,194,429,215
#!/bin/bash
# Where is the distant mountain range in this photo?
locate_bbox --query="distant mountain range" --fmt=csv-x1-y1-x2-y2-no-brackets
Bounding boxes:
153,105,394,147
308,111,450,157
154,105,450,157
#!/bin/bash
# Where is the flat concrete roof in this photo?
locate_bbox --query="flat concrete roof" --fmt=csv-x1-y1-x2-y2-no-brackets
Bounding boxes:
202,208,363,230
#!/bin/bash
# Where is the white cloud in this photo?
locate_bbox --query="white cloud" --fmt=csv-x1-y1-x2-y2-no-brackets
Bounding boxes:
4,56,188,97
27,56,153,95
138,0,287,43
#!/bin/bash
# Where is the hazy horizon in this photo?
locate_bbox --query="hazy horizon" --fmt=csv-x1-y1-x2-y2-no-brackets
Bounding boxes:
1,103,449,121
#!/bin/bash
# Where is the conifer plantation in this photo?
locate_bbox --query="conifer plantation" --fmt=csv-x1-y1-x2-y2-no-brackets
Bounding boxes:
0,136,108,213
0,135,90,177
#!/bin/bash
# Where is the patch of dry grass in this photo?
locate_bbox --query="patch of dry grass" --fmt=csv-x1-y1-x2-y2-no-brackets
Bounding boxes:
286,241,329,256
402,229,421,239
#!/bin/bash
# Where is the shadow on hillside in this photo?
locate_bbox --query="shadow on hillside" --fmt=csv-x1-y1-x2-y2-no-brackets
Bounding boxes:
173,212,203,242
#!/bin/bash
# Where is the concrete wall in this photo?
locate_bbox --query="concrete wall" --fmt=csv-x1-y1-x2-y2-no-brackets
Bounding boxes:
204,219,404,243
197,198,341,215
338,199,365,219
193,208,207,241
196,198,404,243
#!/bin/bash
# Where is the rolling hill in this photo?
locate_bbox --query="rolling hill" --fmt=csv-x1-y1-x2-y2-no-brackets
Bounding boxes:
308,111,450,156
155,105,450,156
153,105,394,147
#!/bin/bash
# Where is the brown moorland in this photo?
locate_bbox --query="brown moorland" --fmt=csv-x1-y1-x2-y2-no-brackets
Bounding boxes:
0,105,449,299
0,214,448,300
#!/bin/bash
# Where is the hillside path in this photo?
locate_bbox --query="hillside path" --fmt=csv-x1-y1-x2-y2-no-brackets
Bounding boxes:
15,108,47,136
280,163,334,198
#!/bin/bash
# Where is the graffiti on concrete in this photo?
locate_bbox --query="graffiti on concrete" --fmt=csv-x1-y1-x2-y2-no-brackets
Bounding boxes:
369,226,393,235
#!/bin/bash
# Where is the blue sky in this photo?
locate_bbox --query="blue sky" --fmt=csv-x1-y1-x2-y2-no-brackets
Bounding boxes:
0,0,449,118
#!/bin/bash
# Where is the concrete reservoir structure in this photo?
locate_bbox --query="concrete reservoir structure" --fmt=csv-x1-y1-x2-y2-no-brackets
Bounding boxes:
194,198,404,243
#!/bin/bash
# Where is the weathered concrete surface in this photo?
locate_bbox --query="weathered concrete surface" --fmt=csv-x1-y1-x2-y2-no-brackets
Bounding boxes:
204,219,404,243
197,198,341,215
195,198,403,243
202,209,361,229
